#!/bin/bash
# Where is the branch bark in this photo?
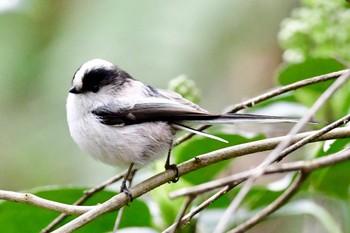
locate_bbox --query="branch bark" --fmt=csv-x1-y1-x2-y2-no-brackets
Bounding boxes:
0,190,93,214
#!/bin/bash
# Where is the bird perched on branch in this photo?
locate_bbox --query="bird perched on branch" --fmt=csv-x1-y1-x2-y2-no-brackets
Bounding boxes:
66,59,301,199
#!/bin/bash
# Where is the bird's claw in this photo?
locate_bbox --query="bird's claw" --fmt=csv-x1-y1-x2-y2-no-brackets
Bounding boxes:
165,163,179,183
121,181,133,202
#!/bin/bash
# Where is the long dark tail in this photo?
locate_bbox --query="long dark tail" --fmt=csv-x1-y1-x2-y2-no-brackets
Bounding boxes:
179,113,306,125
172,113,313,143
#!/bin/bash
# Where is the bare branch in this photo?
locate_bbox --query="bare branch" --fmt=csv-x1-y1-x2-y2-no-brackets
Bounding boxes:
164,184,237,233
228,69,346,112
170,196,195,233
0,190,93,214
41,171,128,233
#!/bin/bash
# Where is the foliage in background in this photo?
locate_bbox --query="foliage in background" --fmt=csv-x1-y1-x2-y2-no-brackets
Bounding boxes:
1,0,350,232
277,0,350,120
273,0,350,232
279,0,350,63
168,75,201,105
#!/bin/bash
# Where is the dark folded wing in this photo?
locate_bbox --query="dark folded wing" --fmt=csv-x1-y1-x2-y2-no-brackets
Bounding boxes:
92,102,220,126
92,101,305,126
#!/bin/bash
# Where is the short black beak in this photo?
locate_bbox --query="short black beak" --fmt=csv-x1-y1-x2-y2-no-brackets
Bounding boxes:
69,86,81,94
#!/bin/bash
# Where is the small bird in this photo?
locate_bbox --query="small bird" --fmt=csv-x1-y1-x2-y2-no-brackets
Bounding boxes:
66,59,300,198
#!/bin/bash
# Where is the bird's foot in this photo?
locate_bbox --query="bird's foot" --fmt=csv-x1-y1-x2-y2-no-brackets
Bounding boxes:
165,163,179,183
120,180,133,202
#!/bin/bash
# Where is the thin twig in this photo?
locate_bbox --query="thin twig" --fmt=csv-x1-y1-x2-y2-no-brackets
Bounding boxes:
164,184,238,233
113,206,125,233
214,70,350,233
175,69,347,146
41,171,130,233
228,172,309,233
170,196,195,233
113,169,136,232
0,190,93,214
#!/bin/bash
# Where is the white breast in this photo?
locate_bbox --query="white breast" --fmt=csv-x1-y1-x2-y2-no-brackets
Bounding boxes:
66,94,175,168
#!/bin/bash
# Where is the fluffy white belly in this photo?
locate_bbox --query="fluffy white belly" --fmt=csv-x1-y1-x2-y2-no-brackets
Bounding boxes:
68,114,175,168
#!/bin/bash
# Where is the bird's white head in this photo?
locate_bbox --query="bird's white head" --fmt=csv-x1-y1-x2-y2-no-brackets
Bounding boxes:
70,59,116,94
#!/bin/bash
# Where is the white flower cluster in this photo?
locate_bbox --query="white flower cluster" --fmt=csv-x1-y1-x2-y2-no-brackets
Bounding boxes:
168,74,201,104
278,0,350,63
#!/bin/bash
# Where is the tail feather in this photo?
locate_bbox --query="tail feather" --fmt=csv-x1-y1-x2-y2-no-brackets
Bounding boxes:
179,113,308,125
172,114,316,143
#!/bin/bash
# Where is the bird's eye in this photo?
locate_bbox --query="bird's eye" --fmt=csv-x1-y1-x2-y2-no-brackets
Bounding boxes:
91,86,99,93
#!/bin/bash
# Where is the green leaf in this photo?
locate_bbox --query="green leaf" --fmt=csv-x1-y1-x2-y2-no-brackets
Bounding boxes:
277,58,347,120
243,187,282,209
316,138,350,158
330,81,350,118
173,133,265,185
0,187,151,233
303,138,350,199
307,159,350,200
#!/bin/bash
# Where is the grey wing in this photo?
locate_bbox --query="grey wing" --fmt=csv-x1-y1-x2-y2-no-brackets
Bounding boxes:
158,89,208,113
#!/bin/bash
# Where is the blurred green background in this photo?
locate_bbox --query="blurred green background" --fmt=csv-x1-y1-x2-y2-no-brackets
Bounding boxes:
0,0,299,190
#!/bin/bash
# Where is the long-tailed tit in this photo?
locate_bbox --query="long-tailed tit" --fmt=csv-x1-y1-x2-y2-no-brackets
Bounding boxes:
66,59,301,198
